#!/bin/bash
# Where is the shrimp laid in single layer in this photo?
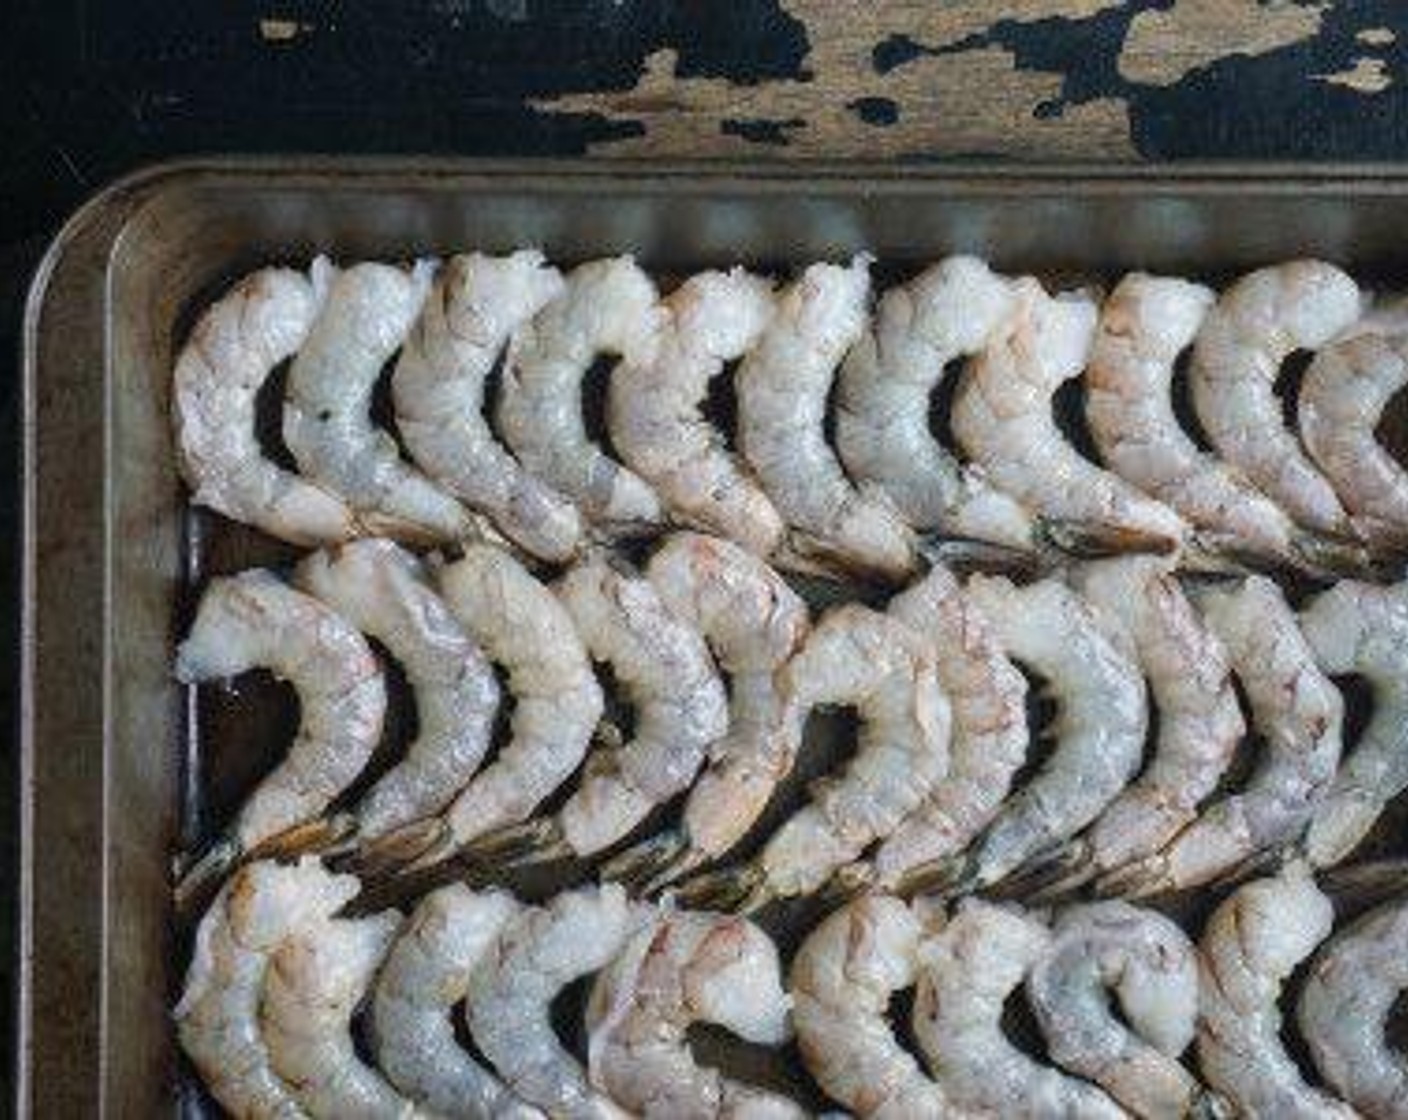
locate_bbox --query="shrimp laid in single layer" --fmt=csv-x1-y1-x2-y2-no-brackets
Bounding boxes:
466,884,649,1120
370,884,542,1120
174,571,386,906
951,276,1187,557
604,532,810,891
836,255,1037,551
912,898,1127,1119
789,894,960,1118
1189,260,1363,537
586,909,800,1119
1299,894,1408,1118
172,262,357,545
497,256,664,531
285,259,476,543
1196,861,1355,1119
736,256,916,581
1100,575,1344,899
1027,900,1205,1120
608,269,784,556
175,858,359,1119
677,604,950,911
295,539,500,839
1300,579,1408,867
392,251,584,562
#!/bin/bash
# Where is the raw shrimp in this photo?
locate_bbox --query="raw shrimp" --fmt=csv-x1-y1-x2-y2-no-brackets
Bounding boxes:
951,276,1186,557
790,894,961,1118
175,858,359,1119
1300,579,1408,867
392,251,584,561
370,884,542,1120
1196,861,1354,1119
836,254,1037,551
911,898,1126,1119
172,263,357,545
174,571,385,905
1027,900,1204,1119
604,532,810,890
1100,575,1344,899
608,269,784,556
677,603,950,910
262,906,414,1118
586,909,801,1119
1299,895,1408,1118
295,539,501,839
736,255,916,581
285,259,476,543
1189,260,1362,537
465,884,648,1119
497,256,664,530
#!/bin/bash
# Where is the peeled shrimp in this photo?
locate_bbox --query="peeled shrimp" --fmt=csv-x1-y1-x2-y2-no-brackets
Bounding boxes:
605,532,809,890
175,858,358,1119
736,256,915,580
1196,860,1354,1119
952,276,1186,556
1300,579,1408,867
912,898,1126,1119
392,251,584,561
1189,260,1362,536
370,884,541,1120
586,909,800,1119
466,884,648,1119
836,254,1037,550
608,269,784,556
1027,900,1203,1119
285,259,475,542
789,894,959,1118
295,539,500,839
1101,575,1344,899
497,256,664,530
1299,895,1408,1118
172,263,357,545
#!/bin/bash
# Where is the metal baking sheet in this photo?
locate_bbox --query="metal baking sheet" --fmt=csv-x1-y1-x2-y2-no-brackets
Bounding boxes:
22,157,1408,1117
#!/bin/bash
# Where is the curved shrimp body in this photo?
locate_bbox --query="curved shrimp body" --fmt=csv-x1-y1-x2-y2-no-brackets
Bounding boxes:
952,575,1147,892
835,255,1035,551
789,894,959,1118
1196,861,1355,1119
175,570,386,853
175,858,359,1119
585,909,799,1120
912,898,1127,1120
285,259,475,543
1027,900,1202,1120
392,251,584,562
1101,575,1344,899
497,256,664,531
466,884,649,1120
952,277,1186,555
737,255,915,581
553,553,729,857
1190,260,1363,537
608,269,784,556
1300,579,1408,867
435,545,604,848
294,539,500,839
1299,895,1408,1118
172,263,357,546
871,562,1030,888
370,885,542,1120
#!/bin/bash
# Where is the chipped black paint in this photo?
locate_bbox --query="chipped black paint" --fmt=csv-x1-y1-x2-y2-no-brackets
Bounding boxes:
721,116,806,145
848,96,900,126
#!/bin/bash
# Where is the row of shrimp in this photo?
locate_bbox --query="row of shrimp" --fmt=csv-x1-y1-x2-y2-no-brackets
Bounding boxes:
173,251,1408,586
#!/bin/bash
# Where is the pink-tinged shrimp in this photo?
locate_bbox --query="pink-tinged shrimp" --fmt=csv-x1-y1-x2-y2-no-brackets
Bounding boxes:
1190,260,1363,537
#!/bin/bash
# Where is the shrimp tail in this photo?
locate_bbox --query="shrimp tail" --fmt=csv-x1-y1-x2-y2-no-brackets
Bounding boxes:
814,861,878,910
173,836,243,920
247,812,359,862
330,816,450,878
1318,858,1408,907
986,838,1096,904
915,534,1043,579
670,861,769,914
1292,530,1406,583
337,850,496,918
599,829,691,895
893,850,981,902
1036,516,1179,560
1190,1086,1237,1120
459,816,572,866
